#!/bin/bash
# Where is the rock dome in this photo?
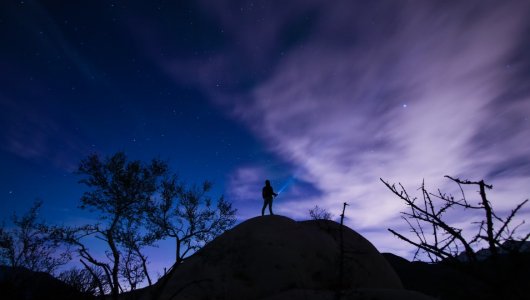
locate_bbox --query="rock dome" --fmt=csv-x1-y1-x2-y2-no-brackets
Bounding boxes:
140,215,433,300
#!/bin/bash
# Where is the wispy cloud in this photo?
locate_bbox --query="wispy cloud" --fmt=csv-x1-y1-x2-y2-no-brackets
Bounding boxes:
227,165,268,220
156,0,530,255
228,164,324,220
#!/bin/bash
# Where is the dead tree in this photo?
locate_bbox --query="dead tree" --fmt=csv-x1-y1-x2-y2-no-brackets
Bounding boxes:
337,202,348,298
381,176,530,263
335,202,348,299
309,205,333,220
147,179,237,265
58,264,109,296
0,200,72,274
52,152,169,300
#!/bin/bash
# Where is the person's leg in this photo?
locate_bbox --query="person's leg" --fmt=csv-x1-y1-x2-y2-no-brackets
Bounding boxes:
269,198,274,215
262,199,267,216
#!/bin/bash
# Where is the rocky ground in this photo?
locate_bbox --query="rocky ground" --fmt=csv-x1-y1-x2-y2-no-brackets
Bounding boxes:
132,215,433,300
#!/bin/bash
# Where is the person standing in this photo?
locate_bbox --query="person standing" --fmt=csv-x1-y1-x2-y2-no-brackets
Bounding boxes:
262,179,278,216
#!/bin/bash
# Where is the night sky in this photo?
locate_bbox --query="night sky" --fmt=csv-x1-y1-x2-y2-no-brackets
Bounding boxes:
2,0,530,272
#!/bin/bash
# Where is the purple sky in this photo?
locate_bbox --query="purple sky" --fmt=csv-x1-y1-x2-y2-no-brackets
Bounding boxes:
157,0,530,256
1,0,530,275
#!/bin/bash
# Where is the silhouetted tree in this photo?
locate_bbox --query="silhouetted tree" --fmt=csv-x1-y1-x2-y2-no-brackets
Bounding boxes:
58,266,108,296
0,200,71,274
338,202,348,296
118,218,157,288
382,176,530,263
148,179,237,264
56,152,168,299
309,205,333,220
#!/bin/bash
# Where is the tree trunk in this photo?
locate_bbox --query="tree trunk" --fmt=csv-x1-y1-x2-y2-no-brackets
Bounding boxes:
337,202,348,300
108,230,120,300
80,259,105,296
479,180,498,257
140,252,152,286
176,237,182,264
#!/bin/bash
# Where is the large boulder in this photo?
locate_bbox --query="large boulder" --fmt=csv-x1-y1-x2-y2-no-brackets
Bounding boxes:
0,266,93,300
140,215,433,300
383,252,530,300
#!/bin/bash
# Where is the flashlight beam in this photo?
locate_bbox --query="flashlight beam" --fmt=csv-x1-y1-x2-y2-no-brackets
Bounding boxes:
277,177,294,195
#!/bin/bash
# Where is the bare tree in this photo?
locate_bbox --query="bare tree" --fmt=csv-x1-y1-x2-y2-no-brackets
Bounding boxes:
148,179,237,264
117,219,157,288
56,152,168,300
309,205,334,220
58,266,109,296
120,247,146,291
338,202,348,293
0,200,71,274
382,176,530,263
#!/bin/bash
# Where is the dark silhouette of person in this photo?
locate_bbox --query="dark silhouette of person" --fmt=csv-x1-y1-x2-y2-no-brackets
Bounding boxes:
262,179,278,216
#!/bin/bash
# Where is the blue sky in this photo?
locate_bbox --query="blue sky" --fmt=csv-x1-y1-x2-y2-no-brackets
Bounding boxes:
1,0,530,276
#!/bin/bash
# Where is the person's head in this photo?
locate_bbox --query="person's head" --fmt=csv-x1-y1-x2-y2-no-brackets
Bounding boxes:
265,180,271,186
